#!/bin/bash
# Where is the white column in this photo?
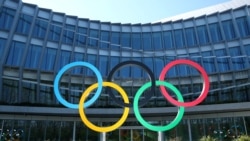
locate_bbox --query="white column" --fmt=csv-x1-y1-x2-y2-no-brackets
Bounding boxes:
158,131,164,141
100,132,106,141
72,121,76,141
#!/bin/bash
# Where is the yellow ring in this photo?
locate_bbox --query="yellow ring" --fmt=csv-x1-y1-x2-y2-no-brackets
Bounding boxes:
79,82,130,132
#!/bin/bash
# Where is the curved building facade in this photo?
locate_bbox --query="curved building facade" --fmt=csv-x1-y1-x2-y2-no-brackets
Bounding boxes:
1,0,250,140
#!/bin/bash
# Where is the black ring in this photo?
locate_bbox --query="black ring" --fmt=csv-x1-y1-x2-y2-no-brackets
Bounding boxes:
107,60,156,107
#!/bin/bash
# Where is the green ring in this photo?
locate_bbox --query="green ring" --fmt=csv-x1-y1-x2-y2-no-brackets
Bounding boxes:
133,81,185,132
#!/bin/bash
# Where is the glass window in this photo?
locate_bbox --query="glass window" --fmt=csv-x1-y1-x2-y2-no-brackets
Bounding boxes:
174,29,185,48
163,31,174,49
86,54,97,76
110,56,119,78
21,82,36,104
24,44,42,69
100,31,110,49
222,20,236,40
143,57,153,78
202,51,216,73
32,19,48,38
5,41,25,66
142,33,152,50
72,52,85,74
215,49,230,72
185,27,197,47
209,23,222,43
62,24,75,45
88,29,98,47
131,58,142,78
2,79,19,104
166,57,176,77
229,47,245,70
41,48,57,71
131,33,141,50
99,56,108,76
154,57,164,77
236,17,250,37
111,32,120,50
48,24,62,41
0,38,7,60
197,25,209,45
121,33,131,48
0,7,16,30
152,32,162,50
58,50,71,71
15,13,33,35
120,57,130,78
75,27,87,46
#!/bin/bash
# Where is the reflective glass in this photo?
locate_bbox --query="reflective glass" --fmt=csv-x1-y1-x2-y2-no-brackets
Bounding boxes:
0,7,16,30
166,56,177,77
185,27,197,47
131,58,142,78
163,31,174,49
229,47,245,70
39,85,54,105
236,16,250,38
86,54,97,76
21,82,36,104
0,38,7,60
222,20,236,40
15,13,33,35
143,57,153,78
131,33,141,50
2,79,19,104
174,29,185,48
110,56,119,78
202,51,216,73
142,33,152,50
5,41,25,66
197,25,209,45
88,29,98,47
111,32,120,50
71,52,85,74
48,24,62,41
58,50,71,71
121,33,130,48
99,55,108,76
154,57,164,77
32,19,48,38
209,23,222,43
62,25,75,45
41,48,57,71
152,32,162,50
100,31,110,49
24,44,42,69
215,49,230,72
75,27,87,46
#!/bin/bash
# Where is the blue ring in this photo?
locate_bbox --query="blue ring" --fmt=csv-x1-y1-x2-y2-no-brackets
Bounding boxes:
53,61,103,109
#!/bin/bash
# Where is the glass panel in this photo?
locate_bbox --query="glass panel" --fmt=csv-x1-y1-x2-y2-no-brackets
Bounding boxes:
15,13,33,35
132,33,141,50
121,33,131,48
185,27,197,47
143,57,153,78
100,31,110,49
142,33,152,50
2,79,19,104
152,32,162,50
202,51,216,73
24,44,42,69
5,41,25,66
75,27,87,46
0,38,7,60
58,50,71,71
72,52,85,74
236,16,250,37
222,20,236,40
209,23,222,43
88,29,98,47
21,82,36,104
38,85,54,105
86,54,97,76
111,32,120,50
62,24,75,45
229,47,245,70
48,23,62,41
174,29,185,48
99,55,108,76
215,49,230,72
166,57,177,77
32,18,48,38
110,56,119,78
163,31,174,49
197,25,209,45
154,57,164,77
0,7,16,30
41,48,57,71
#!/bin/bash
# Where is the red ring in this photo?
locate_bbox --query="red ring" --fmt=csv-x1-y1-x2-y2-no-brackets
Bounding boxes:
159,59,210,107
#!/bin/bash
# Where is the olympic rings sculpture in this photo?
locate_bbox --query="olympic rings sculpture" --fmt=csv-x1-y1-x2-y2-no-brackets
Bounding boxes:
53,59,210,132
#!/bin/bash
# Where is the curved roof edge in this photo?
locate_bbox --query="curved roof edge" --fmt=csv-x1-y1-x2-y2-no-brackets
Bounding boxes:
153,0,250,23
